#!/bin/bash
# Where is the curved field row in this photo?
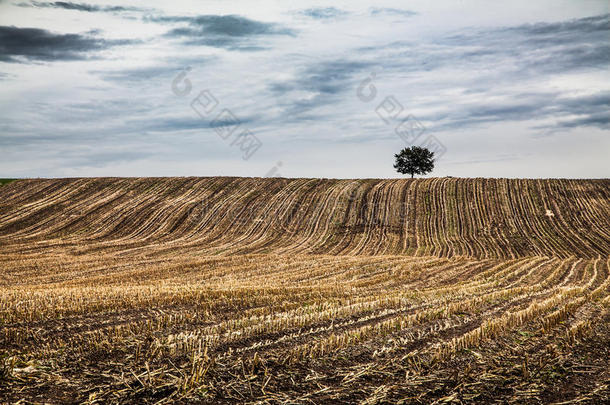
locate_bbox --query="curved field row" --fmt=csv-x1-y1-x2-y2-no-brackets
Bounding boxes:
0,177,608,404
0,177,608,258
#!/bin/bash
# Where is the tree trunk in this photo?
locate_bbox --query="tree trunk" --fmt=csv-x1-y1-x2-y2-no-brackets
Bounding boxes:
411,173,414,178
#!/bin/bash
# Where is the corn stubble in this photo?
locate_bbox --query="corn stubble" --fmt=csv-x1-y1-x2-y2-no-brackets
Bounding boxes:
0,177,609,404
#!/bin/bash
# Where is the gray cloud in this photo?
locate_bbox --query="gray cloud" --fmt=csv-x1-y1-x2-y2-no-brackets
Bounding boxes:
0,25,131,62
120,114,259,134
427,95,557,131
299,7,348,19
506,13,609,39
443,14,609,72
159,15,294,50
550,92,610,116
362,14,609,76
427,91,610,132
370,8,417,17
350,13,610,133
278,60,372,95
269,60,373,118
18,1,146,13
125,117,211,133
553,112,610,130
545,92,610,131
167,16,280,36
94,66,185,84
442,14,609,47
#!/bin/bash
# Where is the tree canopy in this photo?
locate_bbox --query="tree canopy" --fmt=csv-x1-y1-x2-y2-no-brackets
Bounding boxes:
394,146,435,178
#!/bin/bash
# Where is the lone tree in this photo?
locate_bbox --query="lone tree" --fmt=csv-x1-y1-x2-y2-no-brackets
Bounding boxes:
394,146,435,178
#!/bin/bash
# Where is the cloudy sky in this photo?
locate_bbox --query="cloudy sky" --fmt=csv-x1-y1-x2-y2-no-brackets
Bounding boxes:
0,0,608,179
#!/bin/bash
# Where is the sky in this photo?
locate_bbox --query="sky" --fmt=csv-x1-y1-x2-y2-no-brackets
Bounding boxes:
0,0,608,179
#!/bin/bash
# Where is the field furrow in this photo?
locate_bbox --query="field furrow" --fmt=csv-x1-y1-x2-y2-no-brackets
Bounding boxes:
0,177,608,404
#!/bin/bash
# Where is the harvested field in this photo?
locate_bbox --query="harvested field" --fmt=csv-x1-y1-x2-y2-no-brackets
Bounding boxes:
0,177,609,404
